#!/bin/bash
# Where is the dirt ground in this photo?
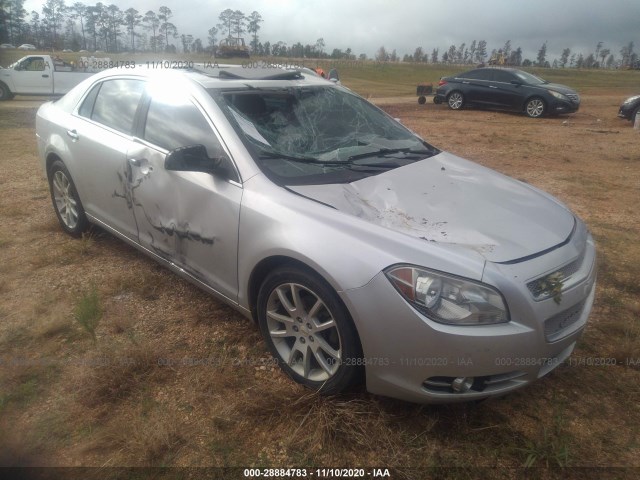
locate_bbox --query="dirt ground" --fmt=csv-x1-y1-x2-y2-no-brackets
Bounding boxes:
0,92,639,477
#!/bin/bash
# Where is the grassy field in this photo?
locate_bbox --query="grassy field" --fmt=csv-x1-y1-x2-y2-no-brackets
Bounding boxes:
0,57,639,479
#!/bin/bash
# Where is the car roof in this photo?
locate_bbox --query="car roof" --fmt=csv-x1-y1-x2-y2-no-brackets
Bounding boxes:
470,67,519,73
55,64,338,114
88,64,334,90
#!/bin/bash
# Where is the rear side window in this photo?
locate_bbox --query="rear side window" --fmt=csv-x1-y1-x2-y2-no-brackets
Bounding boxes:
459,70,489,80
85,79,145,134
78,83,101,118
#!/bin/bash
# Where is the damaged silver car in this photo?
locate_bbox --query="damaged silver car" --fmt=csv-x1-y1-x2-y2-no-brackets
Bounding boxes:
36,65,596,403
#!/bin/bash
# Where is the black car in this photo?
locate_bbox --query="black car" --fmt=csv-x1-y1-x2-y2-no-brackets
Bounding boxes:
434,68,580,118
617,95,640,122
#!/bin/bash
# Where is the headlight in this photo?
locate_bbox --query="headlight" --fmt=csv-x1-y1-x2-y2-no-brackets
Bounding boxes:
624,95,640,104
385,265,509,325
548,90,568,100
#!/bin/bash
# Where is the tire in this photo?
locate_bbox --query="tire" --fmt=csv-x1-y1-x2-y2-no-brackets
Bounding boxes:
0,82,12,101
525,97,546,118
447,91,464,110
418,96,426,105
630,106,640,123
48,160,89,236
257,266,362,395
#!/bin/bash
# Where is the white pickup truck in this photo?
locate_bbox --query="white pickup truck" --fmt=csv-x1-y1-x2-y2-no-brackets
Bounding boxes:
0,54,109,100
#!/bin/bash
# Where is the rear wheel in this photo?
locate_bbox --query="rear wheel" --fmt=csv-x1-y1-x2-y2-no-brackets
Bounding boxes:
418,96,426,105
257,266,362,395
48,160,89,236
447,91,464,110
525,97,546,118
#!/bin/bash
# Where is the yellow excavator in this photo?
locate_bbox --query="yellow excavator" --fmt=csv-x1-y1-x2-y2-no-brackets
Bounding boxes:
218,37,250,58
488,51,506,66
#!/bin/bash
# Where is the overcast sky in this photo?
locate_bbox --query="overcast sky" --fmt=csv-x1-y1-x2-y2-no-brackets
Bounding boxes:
24,0,640,60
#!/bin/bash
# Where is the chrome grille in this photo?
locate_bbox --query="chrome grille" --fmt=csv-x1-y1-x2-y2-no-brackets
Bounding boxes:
566,93,580,103
527,250,585,300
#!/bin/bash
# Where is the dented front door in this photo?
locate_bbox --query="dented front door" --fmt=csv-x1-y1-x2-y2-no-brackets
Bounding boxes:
126,141,242,301
125,90,242,301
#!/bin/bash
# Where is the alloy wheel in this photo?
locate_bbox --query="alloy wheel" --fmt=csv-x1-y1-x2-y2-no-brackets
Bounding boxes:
266,282,342,382
52,170,79,229
448,92,464,110
526,99,545,118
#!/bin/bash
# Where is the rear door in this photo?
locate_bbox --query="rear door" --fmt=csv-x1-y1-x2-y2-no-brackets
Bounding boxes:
127,85,242,300
488,69,522,109
457,69,493,106
67,78,146,240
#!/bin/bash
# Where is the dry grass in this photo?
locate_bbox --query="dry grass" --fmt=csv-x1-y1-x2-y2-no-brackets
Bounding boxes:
74,344,167,408
0,76,639,476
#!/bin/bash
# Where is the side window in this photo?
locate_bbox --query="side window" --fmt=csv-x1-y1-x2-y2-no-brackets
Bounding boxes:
459,70,488,80
491,70,515,83
20,57,45,71
78,83,101,119
90,79,145,134
143,93,225,160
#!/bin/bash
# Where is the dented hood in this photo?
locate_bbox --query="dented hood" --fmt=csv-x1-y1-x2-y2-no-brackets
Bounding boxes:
289,152,575,263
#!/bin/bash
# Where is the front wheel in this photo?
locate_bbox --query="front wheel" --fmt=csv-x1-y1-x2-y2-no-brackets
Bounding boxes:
525,97,546,118
48,160,89,236
0,82,13,101
447,91,464,110
257,267,362,395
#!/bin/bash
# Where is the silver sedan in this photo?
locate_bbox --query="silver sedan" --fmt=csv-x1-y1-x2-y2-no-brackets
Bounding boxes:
36,65,597,403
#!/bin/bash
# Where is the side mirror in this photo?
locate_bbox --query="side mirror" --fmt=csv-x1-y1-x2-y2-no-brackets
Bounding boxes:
165,145,224,175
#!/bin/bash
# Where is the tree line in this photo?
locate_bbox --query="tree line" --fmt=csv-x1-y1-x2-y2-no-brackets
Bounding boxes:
0,1,637,69
0,1,266,55
389,39,637,69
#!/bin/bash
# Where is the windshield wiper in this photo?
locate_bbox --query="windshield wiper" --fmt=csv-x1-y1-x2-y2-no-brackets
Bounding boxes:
346,147,434,161
261,152,402,166
259,152,327,164
259,152,426,172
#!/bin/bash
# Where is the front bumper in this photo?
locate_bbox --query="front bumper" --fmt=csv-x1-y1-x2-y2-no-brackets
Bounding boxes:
549,98,580,114
340,230,597,404
618,102,638,120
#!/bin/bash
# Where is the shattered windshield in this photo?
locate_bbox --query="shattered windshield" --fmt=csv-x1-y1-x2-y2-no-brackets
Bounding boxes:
210,86,438,185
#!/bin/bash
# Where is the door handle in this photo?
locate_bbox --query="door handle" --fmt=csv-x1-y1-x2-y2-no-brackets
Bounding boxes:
42,74,49,78
129,157,153,175
489,85,498,89
66,129,79,140
128,158,148,167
